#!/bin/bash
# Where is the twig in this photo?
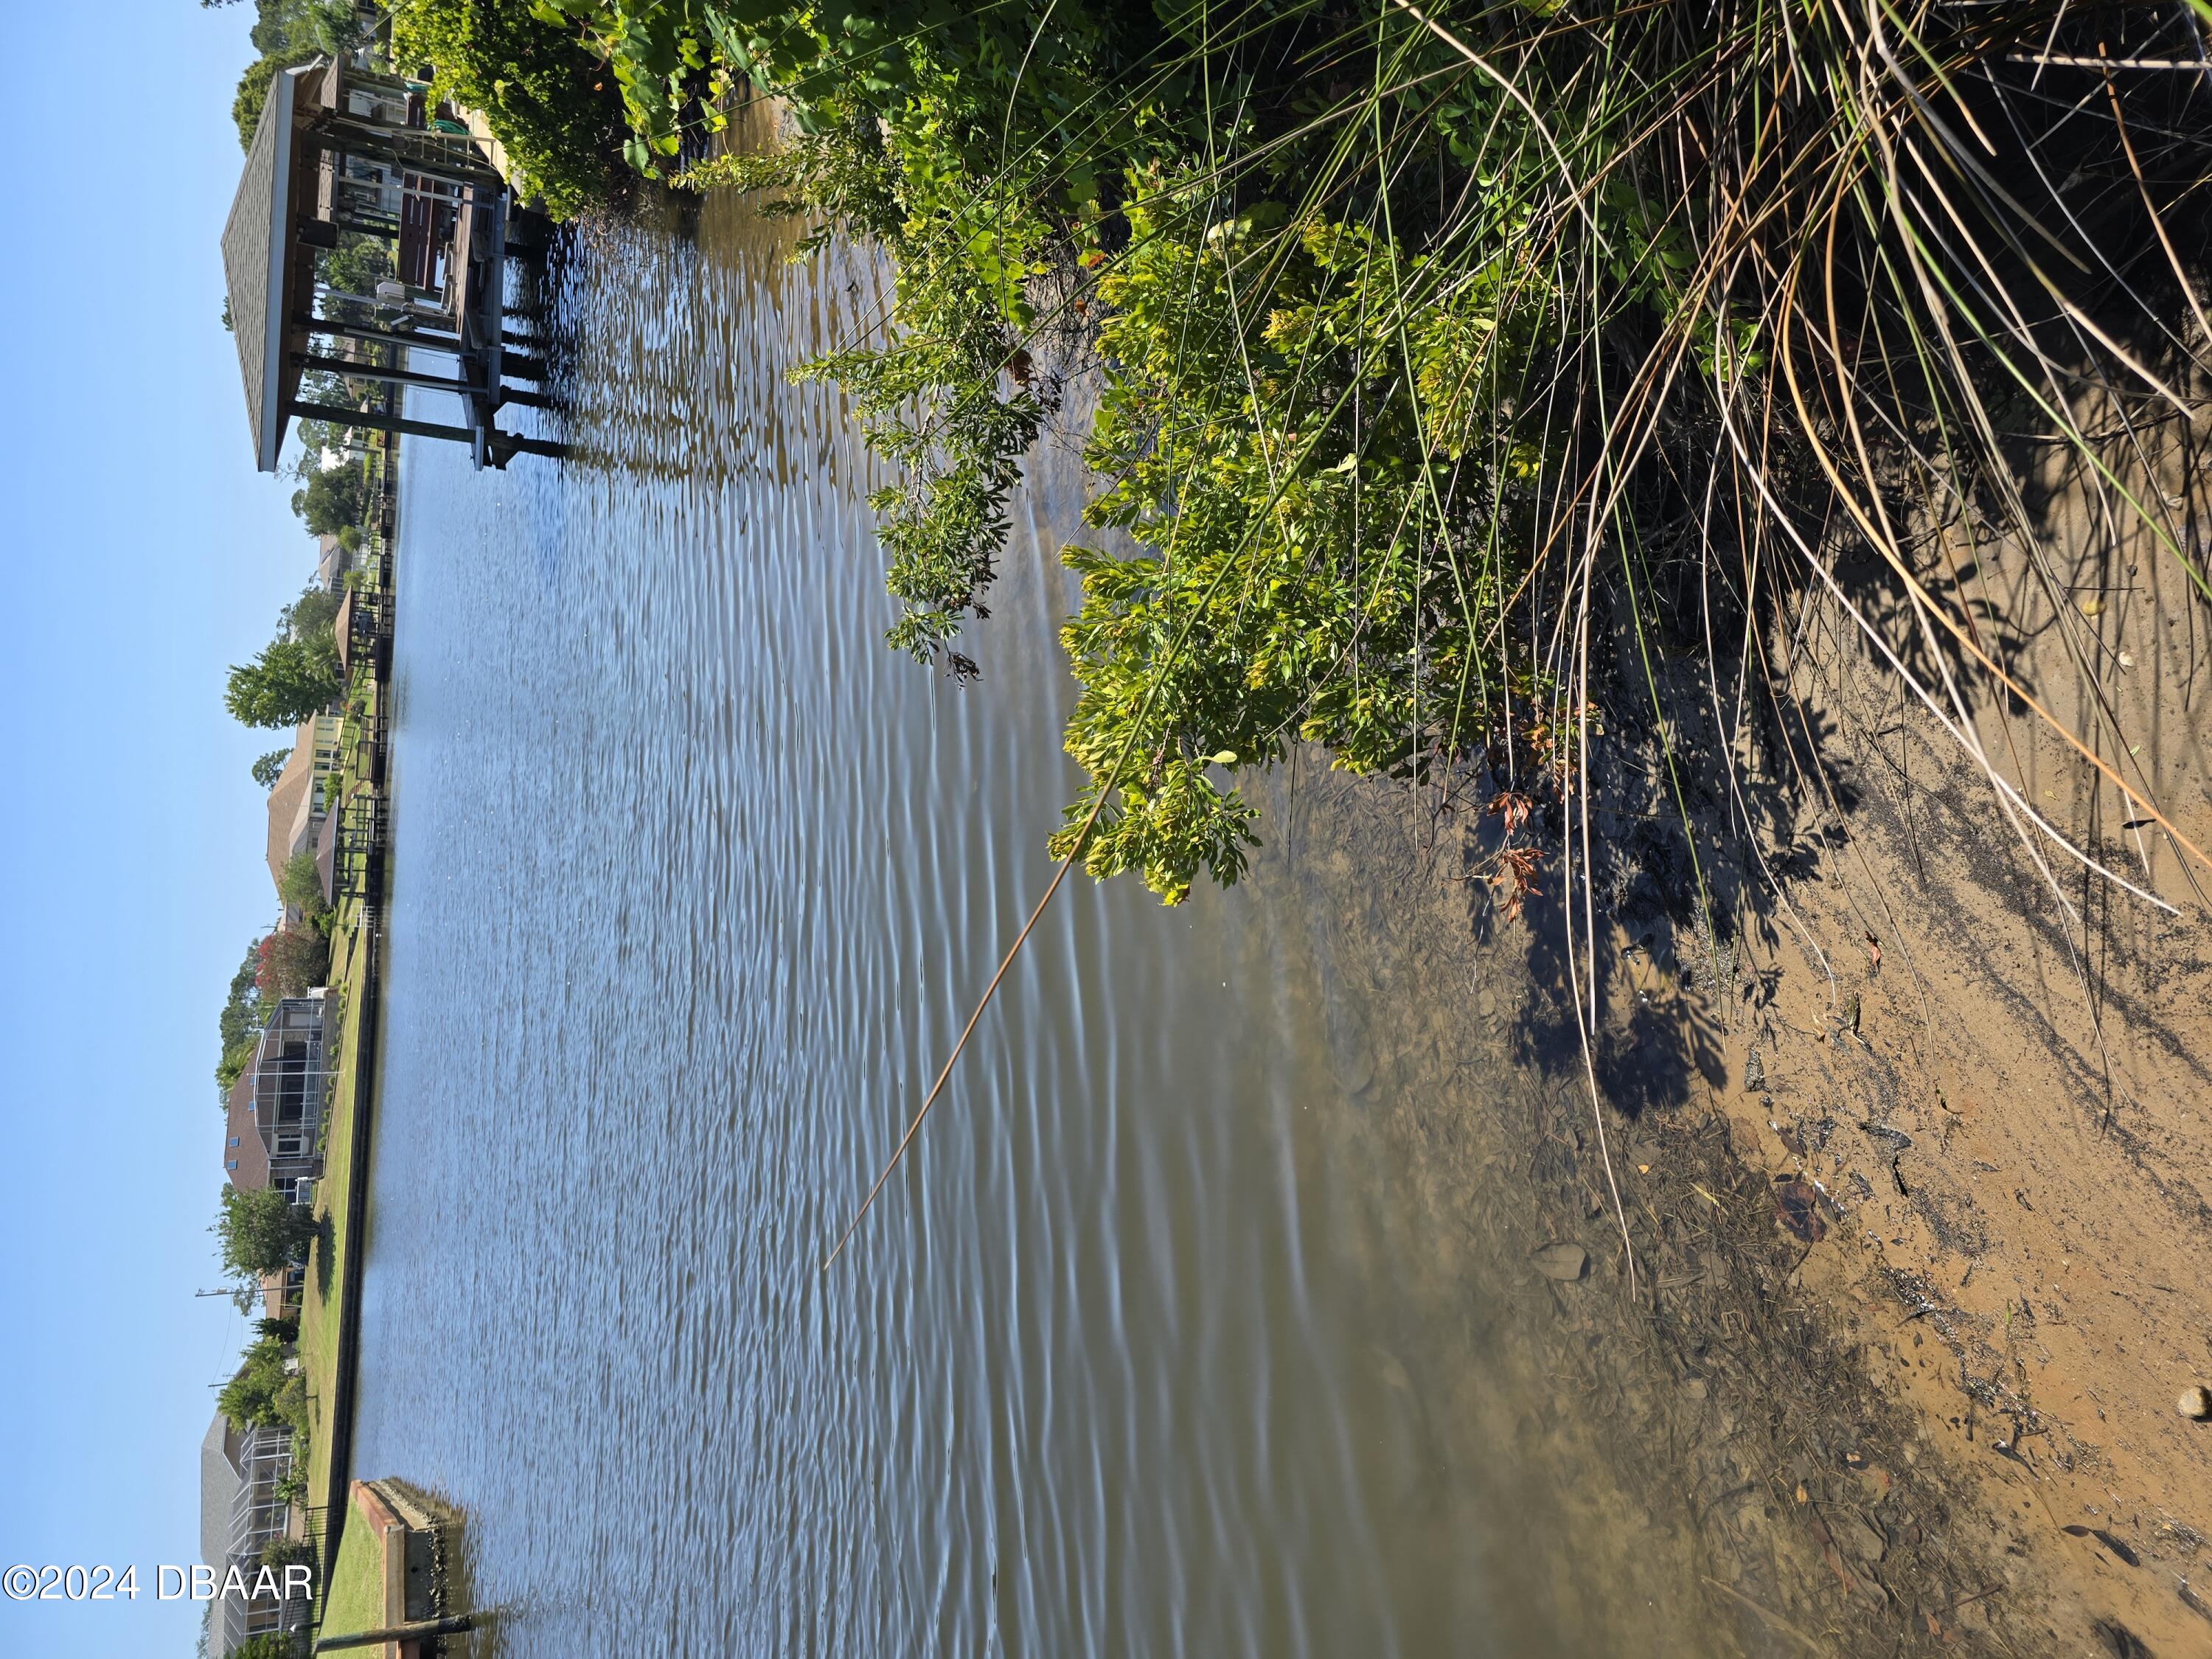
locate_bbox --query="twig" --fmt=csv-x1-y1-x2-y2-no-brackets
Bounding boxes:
1699,1575,1830,1654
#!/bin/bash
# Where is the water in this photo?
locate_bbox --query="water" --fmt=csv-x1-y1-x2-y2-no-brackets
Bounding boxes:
355,186,1732,1656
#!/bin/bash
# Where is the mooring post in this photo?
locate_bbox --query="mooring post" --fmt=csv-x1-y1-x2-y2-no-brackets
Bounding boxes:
314,1613,476,1651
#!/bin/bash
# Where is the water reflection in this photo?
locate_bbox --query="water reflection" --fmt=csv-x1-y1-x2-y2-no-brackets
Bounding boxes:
358,182,1738,1657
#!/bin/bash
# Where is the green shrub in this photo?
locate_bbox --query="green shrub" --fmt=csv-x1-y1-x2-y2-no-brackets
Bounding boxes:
254,929,330,1000
217,1338,301,1430
390,0,630,218
230,1634,305,1659
278,850,330,920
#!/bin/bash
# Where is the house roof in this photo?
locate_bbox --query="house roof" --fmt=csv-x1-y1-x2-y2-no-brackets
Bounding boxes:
199,1413,243,1573
315,790,340,904
316,533,349,589
221,60,321,473
223,1073,271,1192
264,721,323,891
332,586,356,672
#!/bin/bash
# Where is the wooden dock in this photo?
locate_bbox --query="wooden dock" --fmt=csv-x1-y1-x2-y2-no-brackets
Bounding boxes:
445,187,558,470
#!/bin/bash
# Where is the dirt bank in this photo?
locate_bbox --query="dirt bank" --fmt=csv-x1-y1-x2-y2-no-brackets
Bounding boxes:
1680,399,2212,1653
1237,398,2212,1652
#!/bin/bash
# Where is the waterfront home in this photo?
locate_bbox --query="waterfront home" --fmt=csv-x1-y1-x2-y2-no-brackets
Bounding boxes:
199,1410,304,1654
222,995,332,1206
265,714,343,912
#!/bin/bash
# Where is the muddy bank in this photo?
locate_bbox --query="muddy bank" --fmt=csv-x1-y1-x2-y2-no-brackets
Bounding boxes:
1236,407,2212,1653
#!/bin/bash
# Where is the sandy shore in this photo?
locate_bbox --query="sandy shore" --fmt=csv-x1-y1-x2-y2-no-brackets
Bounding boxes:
1241,395,2212,1652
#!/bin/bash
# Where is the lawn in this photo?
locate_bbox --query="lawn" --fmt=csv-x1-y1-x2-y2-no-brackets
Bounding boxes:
298,473,391,1624
318,1509,387,1638
296,904,364,1520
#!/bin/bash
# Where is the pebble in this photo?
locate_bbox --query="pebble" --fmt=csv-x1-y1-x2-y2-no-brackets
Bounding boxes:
1531,1242,1589,1282
2177,1385,2211,1420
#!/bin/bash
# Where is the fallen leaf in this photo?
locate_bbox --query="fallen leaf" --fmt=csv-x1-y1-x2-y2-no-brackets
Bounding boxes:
1775,1178,1826,1243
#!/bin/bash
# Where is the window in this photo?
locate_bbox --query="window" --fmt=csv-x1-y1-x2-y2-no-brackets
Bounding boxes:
226,1161,237,1171
229,1137,240,1148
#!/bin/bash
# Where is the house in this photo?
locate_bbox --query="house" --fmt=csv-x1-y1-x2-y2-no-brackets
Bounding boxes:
199,1410,305,1655
265,714,344,909
222,995,331,1206
220,1074,272,1192
315,532,349,588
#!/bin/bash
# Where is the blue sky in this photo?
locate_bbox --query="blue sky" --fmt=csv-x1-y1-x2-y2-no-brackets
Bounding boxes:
0,4,318,1650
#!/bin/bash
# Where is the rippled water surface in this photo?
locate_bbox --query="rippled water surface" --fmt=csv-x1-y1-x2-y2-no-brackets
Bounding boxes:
357,186,1714,1657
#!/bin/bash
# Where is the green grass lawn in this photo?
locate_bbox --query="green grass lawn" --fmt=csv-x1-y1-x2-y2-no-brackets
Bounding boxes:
296,464,394,1630
299,559,386,1526
318,1509,386,1638
297,910,363,1523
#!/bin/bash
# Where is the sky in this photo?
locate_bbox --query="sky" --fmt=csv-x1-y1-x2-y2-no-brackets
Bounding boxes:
0,4,320,1651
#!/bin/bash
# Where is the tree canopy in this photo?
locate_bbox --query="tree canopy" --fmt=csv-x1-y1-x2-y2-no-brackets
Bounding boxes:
279,582,343,642
214,1186,318,1282
389,0,626,218
255,929,329,1000
291,466,372,538
316,235,399,331
225,635,341,729
215,939,265,1091
277,850,330,919
232,49,313,147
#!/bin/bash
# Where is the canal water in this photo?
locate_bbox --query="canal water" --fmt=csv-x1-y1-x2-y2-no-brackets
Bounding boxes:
357,185,1732,1655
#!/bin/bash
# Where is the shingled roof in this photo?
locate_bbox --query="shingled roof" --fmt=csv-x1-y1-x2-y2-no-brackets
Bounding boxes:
221,61,319,472
199,1413,242,1575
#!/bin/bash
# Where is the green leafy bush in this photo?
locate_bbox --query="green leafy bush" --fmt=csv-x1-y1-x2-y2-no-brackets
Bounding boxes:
390,0,632,218
254,929,330,1001
1047,204,1555,900
214,1188,318,1283
278,851,330,919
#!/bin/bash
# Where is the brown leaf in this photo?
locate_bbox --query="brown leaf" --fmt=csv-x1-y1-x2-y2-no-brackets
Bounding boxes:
1775,1178,1826,1243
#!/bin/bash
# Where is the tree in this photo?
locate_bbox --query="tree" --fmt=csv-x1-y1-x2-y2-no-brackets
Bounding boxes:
255,929,329,1000
216,939,266,1091
215,1186,318,1282
251,748,292,790
226,635,340,728
232,50,314,147
319,235,398,330
277,851,329,920
390,0,627,218
279,583,342,642
291,465,372,537
229,1632,304,1659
